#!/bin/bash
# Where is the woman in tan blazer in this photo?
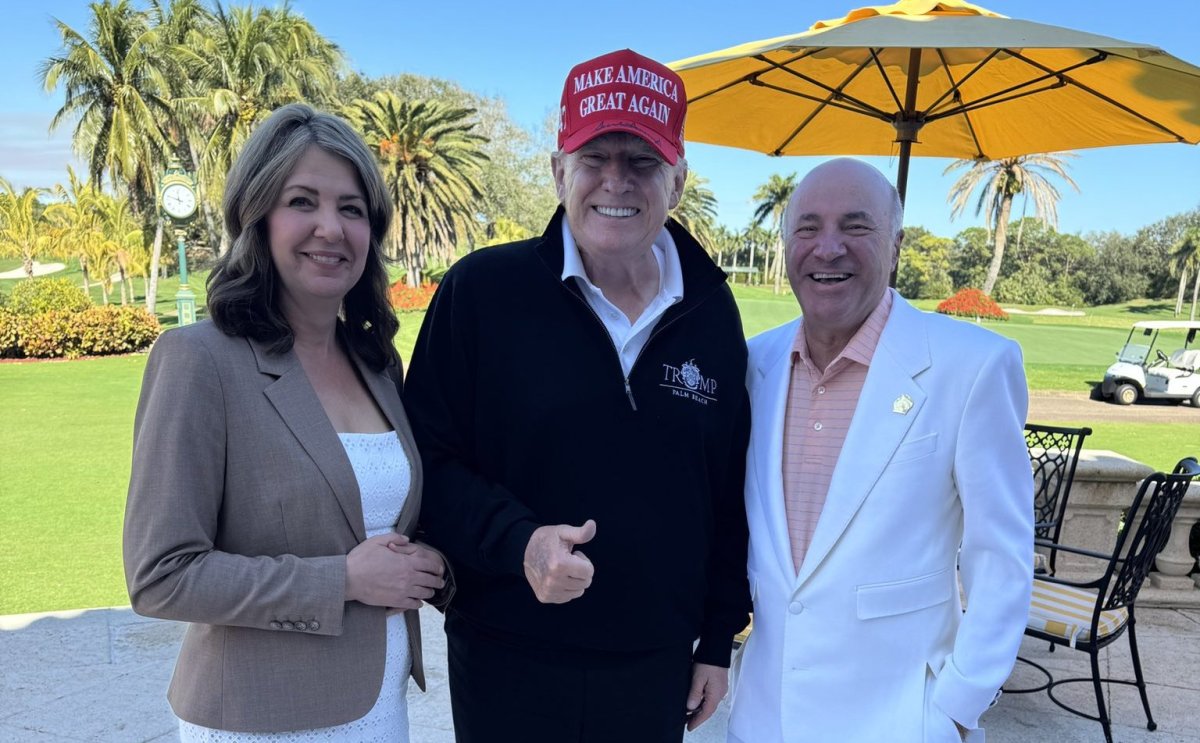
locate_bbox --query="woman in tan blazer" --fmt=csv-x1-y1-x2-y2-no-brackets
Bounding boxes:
123,103,450,740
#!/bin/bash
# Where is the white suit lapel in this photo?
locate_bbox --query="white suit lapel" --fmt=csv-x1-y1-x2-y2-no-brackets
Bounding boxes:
750,319,801,581
794,294,932,589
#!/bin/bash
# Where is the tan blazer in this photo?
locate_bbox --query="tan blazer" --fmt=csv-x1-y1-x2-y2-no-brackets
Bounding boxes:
124,320,442,733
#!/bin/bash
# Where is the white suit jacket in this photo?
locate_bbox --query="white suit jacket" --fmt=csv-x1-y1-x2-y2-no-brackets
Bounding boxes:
727,291,1033,743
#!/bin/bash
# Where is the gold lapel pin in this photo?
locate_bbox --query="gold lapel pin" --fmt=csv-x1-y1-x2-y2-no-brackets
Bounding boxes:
892,394,914,415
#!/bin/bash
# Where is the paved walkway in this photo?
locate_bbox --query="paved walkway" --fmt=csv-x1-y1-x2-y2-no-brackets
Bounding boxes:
2,605,1198,742
0,262,66,280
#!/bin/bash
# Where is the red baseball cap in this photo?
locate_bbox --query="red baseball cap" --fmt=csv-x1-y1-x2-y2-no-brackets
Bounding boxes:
557,49,687,165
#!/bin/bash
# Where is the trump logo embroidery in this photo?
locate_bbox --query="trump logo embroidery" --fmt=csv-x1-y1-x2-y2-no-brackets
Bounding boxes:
661,359,718,405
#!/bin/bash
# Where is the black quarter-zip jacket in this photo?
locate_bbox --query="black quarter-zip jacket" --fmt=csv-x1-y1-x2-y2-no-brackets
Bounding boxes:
403,207,751,666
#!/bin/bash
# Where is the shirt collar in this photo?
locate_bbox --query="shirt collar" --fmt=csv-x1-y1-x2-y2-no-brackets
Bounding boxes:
560,220,684,302
792,289,894,370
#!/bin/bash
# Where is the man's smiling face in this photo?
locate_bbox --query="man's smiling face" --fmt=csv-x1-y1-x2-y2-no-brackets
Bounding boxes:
783,159,901,344
554,132,685,261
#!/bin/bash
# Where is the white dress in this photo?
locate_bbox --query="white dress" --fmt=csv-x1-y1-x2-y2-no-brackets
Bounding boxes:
179,432,412,743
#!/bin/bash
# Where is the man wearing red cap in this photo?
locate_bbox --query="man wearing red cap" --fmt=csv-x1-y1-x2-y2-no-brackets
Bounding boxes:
403,49,751,742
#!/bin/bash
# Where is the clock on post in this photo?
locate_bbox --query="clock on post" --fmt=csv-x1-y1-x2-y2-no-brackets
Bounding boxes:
159,158,199,325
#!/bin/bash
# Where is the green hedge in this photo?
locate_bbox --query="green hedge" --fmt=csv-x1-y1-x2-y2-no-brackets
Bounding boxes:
0,309,18,357
7,278,91,315
1,306,161,359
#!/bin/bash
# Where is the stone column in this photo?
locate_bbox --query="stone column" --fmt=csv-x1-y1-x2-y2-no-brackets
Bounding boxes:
1152,481,1199,590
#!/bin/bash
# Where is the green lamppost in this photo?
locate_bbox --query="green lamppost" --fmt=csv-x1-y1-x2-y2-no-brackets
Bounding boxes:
159,158,199,325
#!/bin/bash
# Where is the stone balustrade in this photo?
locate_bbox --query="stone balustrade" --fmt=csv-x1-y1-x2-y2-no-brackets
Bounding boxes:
1046,450,1200,608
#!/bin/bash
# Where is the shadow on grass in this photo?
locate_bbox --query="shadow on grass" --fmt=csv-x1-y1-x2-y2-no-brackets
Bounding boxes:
1127,303,1175,314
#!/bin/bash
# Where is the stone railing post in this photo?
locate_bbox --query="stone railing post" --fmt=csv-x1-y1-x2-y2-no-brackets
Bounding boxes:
1152,481,1199,591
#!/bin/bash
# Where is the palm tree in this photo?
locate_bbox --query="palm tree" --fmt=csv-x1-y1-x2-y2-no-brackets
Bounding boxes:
672,171,718,254
45,166,108,294
347,92,488,286
706,224,739,273
481,217,532,247
945,154,1079,296
40,0,175,312
0,185,53,279
752,173,797,294
177,2,342,229
742,223,775,285
148,0,218,247
1171,227,1200,320
98,196,145,305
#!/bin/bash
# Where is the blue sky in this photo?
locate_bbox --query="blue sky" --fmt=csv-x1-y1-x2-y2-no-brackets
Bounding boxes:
3,0,1199,240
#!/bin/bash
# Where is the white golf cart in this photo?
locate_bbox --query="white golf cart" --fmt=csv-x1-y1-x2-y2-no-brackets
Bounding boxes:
1101,320,1200,406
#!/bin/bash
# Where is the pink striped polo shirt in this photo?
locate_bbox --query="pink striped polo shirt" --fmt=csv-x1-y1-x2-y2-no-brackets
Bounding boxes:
782,290,893,574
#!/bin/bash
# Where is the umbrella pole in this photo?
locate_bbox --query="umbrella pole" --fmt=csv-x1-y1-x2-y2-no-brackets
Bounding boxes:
891,48,924,287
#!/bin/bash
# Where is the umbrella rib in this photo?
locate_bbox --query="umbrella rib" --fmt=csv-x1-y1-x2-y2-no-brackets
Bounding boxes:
750,78,893,120
926,81,1069,122
1006,49,1189,142
687,47,826,104
925,53,1103,120
868,49,905,112
931,48,986,160
753,52,895,120
922,49,1004,117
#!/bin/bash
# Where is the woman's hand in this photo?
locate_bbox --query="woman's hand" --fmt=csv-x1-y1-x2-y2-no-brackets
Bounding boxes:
345,534,446,610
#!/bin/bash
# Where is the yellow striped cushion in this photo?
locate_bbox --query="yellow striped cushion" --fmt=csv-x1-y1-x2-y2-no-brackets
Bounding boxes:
1028,579,1128,648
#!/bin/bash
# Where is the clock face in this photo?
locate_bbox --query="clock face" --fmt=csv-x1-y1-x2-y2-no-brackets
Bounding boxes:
162,182,197,219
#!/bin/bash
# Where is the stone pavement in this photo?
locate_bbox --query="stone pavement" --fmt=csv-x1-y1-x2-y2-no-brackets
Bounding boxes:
2,605,1198,742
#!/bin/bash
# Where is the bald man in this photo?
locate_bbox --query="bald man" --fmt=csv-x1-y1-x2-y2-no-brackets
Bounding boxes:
726,159,1033,743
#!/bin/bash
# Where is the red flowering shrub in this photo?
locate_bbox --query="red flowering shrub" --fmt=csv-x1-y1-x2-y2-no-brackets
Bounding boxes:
935,288,1009,321
388,281,438,312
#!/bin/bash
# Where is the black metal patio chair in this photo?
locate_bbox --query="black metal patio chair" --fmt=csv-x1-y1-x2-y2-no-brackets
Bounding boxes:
1004,457,1200,743
1025,423,1092,576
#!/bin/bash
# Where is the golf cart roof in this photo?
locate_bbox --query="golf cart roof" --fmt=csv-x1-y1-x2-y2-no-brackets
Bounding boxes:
1130,321,1200,331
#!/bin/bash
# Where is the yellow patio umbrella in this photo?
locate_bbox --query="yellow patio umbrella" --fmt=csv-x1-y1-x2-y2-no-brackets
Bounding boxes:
669,0,1200,204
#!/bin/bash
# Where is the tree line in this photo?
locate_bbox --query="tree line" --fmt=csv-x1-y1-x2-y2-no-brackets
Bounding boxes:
0,0,560,309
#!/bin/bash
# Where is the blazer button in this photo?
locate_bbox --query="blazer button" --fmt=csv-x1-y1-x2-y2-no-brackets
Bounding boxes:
308,620,320,631
269,621,282,630
788,601,805,615
282,621,294,630
294,621,308,631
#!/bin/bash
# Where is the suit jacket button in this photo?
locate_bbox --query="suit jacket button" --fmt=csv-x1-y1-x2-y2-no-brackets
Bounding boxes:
269,621,282,630
788,601,805,615
282,621,294,630
308,620,320,631
294,621,308,631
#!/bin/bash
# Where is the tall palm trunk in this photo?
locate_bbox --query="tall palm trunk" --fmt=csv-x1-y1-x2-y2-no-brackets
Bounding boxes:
118,265,130,305
1176,269,1188,317
981,195,1014,296
189,140,224,256
22,256,34,279
146,219,164,313
772,238,785,295
1191,269,1200,322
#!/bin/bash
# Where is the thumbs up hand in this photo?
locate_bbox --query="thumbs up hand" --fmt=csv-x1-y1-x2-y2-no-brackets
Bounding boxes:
522,519,597,604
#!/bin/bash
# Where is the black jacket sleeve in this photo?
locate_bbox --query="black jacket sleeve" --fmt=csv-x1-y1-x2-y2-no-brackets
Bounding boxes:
402,268,542,578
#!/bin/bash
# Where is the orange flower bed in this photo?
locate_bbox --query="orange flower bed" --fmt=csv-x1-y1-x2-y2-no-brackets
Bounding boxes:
388,281,438,312
935,288,1009,321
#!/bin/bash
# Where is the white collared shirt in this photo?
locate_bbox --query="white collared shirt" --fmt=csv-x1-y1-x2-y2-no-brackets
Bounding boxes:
561,221,684,377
